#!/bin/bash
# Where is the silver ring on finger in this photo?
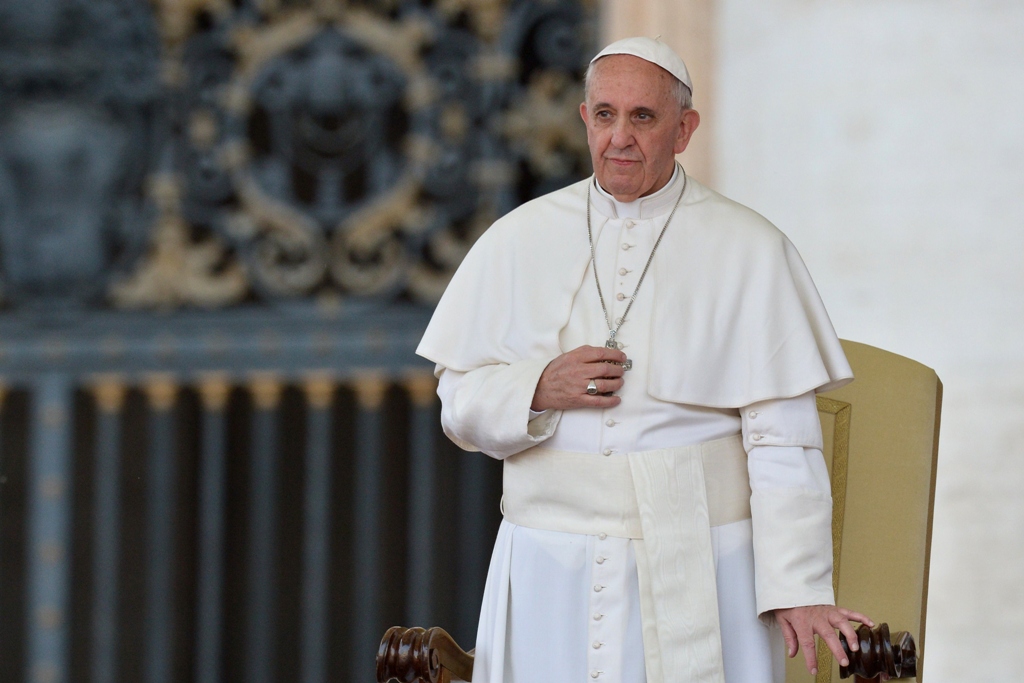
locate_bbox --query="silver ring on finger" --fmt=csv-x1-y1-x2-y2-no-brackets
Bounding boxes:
586,379,599,395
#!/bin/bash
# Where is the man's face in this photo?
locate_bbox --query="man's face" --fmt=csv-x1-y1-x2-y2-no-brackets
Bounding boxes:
580,55,700,202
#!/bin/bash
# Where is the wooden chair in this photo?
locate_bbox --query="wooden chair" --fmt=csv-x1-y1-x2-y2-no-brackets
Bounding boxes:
378,340,942,683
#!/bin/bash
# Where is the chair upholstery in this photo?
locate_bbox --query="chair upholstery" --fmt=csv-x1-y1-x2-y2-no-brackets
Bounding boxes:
790,340,942,683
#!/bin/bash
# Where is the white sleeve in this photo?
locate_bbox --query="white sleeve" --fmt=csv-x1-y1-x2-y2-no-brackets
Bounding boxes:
742,391,835,617
436,361,562,460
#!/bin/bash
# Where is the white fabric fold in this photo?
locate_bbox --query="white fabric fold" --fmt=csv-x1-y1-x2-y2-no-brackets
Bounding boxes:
501,435,751,538
628,446,726,683
417,173,852,409
470,521,515,683
436,360,560,458
750,487,835,617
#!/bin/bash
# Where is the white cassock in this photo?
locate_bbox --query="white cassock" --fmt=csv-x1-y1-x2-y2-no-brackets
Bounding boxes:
418,167,852,683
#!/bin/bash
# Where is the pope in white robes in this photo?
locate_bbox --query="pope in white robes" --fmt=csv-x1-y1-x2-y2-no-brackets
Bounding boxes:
416,37,874,683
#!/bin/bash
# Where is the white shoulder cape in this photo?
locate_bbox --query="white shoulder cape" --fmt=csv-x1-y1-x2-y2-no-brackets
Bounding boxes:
417,175,852,408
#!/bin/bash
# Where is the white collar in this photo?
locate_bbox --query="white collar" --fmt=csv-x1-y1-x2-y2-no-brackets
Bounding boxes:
590,164,682,220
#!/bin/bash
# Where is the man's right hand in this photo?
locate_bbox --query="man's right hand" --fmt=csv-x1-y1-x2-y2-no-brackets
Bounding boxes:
531,345,628,411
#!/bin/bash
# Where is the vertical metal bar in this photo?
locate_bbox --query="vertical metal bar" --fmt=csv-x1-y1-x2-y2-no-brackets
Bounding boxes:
26,373,73,683
195,375,231,683
457,454,488,644
0,381,6,568
246,374,283,683
299,374,335,683
404,372,438,627
90,377,127,683
352,373,388,681
143,375,178,683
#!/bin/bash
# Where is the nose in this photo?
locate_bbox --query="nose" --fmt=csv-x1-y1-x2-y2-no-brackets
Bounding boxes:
609,117,634,150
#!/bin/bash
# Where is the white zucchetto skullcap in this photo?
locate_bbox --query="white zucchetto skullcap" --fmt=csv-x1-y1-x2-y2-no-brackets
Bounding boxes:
590,36,693,94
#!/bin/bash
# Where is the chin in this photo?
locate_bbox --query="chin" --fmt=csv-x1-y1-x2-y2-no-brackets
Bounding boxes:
605,182,642,199
599,173,641,196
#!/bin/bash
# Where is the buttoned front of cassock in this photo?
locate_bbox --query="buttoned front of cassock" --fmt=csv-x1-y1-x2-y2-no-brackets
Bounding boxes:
435,168,835,683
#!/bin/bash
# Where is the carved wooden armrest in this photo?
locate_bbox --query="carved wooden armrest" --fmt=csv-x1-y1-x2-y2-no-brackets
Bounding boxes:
839,623,917,680
377,626,475,683
376,622,915,682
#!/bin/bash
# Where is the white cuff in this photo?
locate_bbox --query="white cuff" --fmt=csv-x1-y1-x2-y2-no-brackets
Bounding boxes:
437,358,562,459
750,487,835,619
741,391,823,452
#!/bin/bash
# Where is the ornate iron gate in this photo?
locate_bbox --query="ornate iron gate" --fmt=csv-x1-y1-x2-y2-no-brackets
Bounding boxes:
0,1,594,681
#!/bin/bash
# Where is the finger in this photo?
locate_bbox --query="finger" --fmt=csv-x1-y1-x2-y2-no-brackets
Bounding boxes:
589,378,624,394
818,628,849,668
835,618,860,652
577,346,628,364
837,608,874,627
576,394,622,409
778,617,798,659
797,630,818,674
572,345,621,362
590,361,625,378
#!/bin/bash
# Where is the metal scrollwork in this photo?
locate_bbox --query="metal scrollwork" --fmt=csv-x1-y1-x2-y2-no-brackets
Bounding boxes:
0,0,595,311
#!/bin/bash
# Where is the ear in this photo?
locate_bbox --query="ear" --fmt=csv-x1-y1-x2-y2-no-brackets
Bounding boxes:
580,101,589,125
674,109,701,155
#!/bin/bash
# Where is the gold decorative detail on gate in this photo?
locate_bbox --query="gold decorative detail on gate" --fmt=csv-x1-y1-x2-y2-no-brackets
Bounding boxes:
112,176,248,310
249,372,284,410
91,375,128,414
353,372,389,410
404,371,438,408
303,372,336,409
145,373,180,412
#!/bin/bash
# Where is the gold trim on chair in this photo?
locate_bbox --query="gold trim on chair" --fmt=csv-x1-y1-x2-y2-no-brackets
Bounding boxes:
814,396,852,683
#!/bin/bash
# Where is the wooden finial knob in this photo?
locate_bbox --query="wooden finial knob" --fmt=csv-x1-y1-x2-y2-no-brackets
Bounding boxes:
377,626,473,683
839,623,917,680
377,626,441,683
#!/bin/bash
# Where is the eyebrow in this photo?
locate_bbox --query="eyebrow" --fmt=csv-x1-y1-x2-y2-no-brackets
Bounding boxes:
592,102,658,116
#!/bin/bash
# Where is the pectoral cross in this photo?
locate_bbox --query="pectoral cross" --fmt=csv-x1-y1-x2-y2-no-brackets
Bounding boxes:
606,333,632,371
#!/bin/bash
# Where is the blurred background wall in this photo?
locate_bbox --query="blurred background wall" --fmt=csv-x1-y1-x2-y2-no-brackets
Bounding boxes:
0,0,1020,681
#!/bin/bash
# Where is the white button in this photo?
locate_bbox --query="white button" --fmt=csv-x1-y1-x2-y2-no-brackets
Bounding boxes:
598,532,607,540
593,584,603,592
593,613,604,621
625,220,635,229
596,556,606,564
752,434,763,441
603,448,613,456
616,292,625,301
605,419,616,427
748,411,759,419
593,640,602,649
618,267,628,276
591,671,600,679
621,243,631,251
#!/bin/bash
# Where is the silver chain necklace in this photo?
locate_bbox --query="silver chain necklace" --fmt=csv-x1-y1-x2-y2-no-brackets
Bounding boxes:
586,168,687,370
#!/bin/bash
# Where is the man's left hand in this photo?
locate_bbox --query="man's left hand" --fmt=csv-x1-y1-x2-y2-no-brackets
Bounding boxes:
773,604,875,676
